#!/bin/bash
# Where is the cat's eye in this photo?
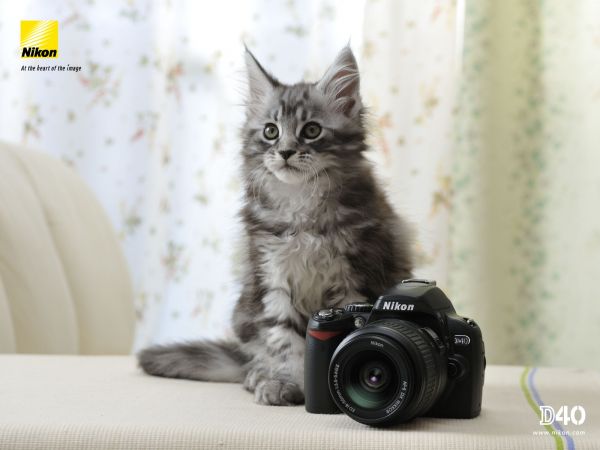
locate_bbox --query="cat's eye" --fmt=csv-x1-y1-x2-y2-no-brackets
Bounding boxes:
301,122,322,139
263,123,279,140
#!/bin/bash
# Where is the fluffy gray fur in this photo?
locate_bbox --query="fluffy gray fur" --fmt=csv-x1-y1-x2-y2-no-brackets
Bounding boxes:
138,46,413,406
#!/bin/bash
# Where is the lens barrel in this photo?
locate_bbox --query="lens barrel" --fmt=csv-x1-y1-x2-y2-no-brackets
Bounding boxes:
328,320,447,425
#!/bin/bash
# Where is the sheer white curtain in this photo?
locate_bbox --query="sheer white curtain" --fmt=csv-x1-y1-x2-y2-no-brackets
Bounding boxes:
3,1,598,369
362,0,462,289
0,0,381,350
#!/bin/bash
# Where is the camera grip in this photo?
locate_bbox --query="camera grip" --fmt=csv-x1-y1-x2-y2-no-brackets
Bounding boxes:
304,329,346,414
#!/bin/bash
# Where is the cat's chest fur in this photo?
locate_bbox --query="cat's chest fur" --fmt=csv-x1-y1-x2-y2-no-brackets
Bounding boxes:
252,182,362,318
256,228,356,317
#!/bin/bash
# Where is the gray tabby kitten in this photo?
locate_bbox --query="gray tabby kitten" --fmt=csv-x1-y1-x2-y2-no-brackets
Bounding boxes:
138,46,413,406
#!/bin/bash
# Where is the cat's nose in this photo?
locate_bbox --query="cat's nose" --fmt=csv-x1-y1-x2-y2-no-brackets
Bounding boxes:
279,150,296,160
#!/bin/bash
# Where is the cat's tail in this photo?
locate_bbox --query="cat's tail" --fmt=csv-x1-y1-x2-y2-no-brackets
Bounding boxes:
137,339,249,383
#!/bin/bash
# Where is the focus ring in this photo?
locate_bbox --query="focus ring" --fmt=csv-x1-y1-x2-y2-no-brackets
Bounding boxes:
370,321,442,415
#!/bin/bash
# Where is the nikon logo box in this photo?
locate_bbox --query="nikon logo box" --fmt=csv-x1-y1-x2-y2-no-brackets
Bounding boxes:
21,20,58,58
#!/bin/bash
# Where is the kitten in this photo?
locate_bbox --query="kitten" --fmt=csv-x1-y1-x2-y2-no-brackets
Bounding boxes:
138,46,413,406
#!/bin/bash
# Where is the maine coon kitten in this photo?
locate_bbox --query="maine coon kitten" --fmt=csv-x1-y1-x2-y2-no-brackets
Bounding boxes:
138,46,413,406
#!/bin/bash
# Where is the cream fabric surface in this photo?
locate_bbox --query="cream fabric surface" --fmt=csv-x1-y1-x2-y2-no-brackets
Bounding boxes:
0,355,598,450
0,142,134,354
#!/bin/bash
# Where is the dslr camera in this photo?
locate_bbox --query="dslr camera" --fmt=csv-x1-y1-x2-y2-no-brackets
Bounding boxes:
305,279,485,426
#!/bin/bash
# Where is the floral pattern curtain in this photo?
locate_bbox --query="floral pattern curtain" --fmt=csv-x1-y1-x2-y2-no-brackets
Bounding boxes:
1,0,599,369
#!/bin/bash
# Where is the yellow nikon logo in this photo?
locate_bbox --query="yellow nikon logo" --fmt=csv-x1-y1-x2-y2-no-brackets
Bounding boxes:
21,20,58,58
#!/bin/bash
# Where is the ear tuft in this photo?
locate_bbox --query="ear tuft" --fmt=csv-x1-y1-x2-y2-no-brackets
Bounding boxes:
317,46,361,116
245,47,278,103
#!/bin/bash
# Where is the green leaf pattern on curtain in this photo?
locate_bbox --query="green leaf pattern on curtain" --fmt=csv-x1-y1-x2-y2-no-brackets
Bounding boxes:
451,0,600,368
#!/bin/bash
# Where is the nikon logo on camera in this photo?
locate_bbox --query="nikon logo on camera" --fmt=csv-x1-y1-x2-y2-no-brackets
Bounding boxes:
20,20,58,58
382,302,415,311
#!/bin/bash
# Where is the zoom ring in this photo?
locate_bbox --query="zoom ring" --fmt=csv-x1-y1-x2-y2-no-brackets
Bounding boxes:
373,321,443,414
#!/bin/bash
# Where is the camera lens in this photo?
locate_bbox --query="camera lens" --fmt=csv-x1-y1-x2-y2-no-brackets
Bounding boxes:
342,355,396,410
328,320,447,425
361,364,387,391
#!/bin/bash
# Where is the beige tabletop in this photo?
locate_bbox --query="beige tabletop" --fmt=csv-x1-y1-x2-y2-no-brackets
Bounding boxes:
0,355,598,449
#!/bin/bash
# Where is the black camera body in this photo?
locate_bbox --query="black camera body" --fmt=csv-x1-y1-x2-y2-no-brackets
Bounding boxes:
305,279,485,426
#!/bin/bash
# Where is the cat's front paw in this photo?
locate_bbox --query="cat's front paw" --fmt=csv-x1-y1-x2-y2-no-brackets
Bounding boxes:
254,379,304,406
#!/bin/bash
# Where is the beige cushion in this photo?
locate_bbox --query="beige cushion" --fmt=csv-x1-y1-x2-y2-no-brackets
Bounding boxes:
0,355,598,449
0,142,134,354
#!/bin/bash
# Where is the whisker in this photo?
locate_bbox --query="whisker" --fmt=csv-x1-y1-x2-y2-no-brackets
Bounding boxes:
307,163,320,202
321,167,332,204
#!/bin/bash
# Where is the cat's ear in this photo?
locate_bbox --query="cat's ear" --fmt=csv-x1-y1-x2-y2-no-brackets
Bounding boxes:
317,46,361,116
245,46,278,103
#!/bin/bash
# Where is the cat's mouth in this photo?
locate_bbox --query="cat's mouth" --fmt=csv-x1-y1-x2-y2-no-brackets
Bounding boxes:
270,162,308,184
282,164,303,172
